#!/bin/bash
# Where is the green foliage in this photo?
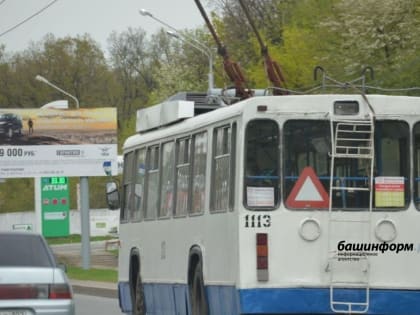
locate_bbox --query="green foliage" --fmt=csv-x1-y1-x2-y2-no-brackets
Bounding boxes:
66,266,117,282
118,114,136,152
0,176,112,213
265,26,318,89
0,179,34,212
322,0,420,78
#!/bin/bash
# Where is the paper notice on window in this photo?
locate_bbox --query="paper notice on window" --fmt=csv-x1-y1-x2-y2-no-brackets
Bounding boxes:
247,186,275,207
375,176,404,207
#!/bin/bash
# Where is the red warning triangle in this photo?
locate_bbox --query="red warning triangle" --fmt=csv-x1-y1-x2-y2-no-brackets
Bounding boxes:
286,167,329,209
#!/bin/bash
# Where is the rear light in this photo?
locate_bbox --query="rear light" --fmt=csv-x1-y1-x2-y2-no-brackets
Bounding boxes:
0,283,72,299
49,284,73,299
0,284,48,299
256,233,269,281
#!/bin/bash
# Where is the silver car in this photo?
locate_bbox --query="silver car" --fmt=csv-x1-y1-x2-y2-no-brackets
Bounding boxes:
0,232,75,315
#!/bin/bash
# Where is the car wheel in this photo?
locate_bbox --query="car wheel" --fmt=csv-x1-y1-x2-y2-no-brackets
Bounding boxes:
133,272,146,315
7,128,13,138
190,262,208,315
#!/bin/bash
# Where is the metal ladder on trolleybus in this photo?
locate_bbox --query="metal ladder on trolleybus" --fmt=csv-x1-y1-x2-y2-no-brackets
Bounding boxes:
327,109,375,314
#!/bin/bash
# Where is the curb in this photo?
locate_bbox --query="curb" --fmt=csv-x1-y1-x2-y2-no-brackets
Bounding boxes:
71,281,118,299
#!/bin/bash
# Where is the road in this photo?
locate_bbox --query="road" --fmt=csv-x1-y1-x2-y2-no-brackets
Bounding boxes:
75,294,124,315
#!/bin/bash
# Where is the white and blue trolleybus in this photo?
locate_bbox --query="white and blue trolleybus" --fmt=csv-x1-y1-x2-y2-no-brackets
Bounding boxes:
106,79,420,314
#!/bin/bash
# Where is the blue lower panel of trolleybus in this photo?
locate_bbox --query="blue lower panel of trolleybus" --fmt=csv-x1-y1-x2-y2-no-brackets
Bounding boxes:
118,282,420,314
118,282,240,314
240,287,420,314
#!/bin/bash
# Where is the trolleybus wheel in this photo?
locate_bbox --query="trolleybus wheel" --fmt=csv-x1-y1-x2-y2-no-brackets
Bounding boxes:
133,272,146,315
190,262,208,315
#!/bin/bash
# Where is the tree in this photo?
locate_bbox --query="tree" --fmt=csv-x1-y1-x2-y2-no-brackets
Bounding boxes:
276,0,339,88
323,0,420,79
107,27,156,121
0,34,115,108
36,34,113,108
148,28,215,102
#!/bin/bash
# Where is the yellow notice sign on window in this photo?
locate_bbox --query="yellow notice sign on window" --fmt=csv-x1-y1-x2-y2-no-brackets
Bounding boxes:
375,176,404,207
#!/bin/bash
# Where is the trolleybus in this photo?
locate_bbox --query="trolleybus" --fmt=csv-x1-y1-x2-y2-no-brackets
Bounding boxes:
106,84,420,314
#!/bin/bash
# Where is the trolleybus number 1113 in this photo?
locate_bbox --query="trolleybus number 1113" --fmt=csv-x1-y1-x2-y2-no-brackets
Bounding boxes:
244,214,271,228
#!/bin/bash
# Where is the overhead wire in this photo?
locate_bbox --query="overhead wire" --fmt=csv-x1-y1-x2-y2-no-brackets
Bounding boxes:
0,0,59,38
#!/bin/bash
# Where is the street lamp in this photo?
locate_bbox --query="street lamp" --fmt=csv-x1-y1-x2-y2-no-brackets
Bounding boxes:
139,9,214,91
35,75,79,109
139,9,176,33
34,74,91,269
166,31,214,91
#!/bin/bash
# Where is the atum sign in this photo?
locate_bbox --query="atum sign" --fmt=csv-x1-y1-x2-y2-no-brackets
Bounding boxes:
41,176,70,237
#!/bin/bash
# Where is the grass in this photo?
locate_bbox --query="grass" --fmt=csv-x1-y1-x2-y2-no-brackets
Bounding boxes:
46,234,117,245
67,266,118,283
48,234,119,283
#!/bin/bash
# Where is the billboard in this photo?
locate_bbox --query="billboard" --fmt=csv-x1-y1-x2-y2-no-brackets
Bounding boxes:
0,108,117,178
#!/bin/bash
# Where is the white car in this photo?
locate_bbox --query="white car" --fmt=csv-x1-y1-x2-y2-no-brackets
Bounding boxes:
0,232,75,315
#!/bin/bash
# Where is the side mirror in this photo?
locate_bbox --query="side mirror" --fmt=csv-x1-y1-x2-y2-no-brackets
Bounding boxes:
58,263,67,273
106,181,120,210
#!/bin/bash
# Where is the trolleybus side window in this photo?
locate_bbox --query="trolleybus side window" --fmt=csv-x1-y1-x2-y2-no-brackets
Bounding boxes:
121,151,135,222
160,141,175,218
244,119,280,209
175,137,191,217
211,124,236,212
132,148,146,222
145,145,160,220
191,131,208,214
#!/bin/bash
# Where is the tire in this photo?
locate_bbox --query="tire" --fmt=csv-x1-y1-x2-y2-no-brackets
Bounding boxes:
133,272,146,315
7,128,12,138
190,262,209,315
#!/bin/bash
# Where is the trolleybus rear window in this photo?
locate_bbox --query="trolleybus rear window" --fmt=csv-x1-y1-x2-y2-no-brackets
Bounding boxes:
284,120,330,209
284,120,409,210
413,122,420,209
244,119,280,209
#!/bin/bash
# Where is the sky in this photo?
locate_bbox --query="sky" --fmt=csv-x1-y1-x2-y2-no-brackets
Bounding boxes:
0,0,208,54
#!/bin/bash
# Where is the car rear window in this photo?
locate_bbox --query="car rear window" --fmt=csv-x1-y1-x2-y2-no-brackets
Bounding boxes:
0,234,53,267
